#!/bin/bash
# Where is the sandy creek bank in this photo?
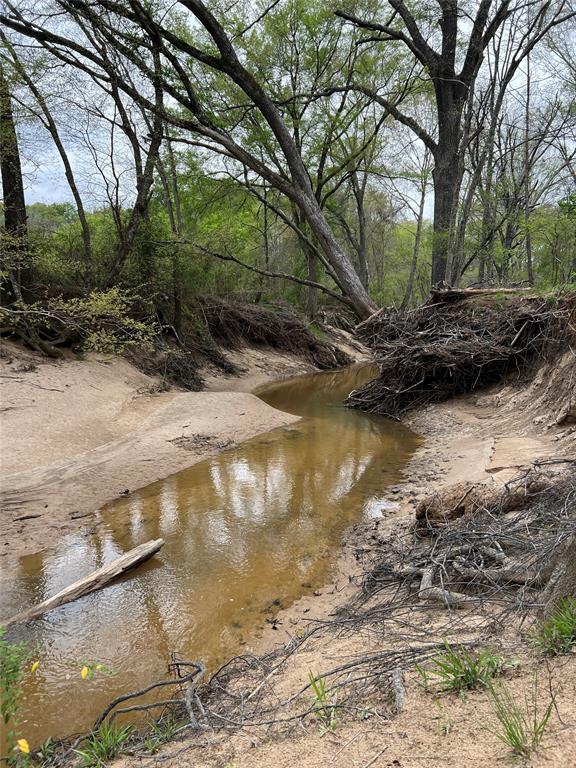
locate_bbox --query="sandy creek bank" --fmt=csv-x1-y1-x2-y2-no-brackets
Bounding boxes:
121,360,574,768
1,337,575,767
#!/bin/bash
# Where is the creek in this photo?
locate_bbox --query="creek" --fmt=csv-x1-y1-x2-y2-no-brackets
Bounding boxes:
1,364,420,747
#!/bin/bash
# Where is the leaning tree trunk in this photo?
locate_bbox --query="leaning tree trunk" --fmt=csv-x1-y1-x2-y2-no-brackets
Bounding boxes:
297,192,376,320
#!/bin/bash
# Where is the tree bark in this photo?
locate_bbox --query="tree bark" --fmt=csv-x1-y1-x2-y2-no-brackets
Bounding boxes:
0,64,29,298
524,53,534,286
297,191,375,319
431,78,467,285
350,170,369,290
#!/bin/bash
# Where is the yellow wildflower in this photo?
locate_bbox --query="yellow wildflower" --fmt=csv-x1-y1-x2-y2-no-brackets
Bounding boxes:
81,665,89,680
17,739,30,754
31,660,39,674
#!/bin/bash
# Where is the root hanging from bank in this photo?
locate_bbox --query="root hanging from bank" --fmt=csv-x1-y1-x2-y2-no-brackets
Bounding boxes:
347,289,574,419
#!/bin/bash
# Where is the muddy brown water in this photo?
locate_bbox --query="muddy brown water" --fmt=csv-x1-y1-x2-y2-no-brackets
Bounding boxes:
1,365,420,749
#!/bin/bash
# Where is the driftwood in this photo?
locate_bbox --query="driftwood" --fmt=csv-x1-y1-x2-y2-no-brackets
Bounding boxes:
418,567,477,608
390,667,406,713
3,538,164,627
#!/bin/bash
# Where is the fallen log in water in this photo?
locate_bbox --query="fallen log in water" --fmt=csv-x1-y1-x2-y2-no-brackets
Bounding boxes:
2,538,164,627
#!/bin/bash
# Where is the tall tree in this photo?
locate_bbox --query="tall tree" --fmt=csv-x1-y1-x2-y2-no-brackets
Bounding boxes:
337,0,575,285
0,62,28,298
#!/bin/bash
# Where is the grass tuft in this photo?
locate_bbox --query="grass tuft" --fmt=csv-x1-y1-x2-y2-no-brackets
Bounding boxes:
75,723,132,767
143,716,180,754
309,671,337,734
487,677,553,757
532,598,576,656
416,642,507,693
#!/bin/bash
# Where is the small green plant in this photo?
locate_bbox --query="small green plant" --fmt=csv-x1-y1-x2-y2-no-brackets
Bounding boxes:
487,677,553,757
0,627,30,755
36,737,56,766
416,642,506,693
143,717,179,754
432,698,453,736
75,724,133,767
532,599,576,656
309,671,337,734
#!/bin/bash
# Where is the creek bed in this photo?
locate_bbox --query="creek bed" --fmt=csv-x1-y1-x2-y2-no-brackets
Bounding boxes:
1,364,420,747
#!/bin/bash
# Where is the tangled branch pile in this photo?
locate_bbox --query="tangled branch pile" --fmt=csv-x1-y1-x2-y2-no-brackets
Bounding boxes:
197,297,351,369
362,468,576,615
347,289,573,418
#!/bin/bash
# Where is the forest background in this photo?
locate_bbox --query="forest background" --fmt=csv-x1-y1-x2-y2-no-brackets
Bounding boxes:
1,0,575,353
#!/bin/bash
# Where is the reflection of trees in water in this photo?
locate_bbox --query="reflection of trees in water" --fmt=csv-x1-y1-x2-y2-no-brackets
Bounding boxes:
94,405,415,591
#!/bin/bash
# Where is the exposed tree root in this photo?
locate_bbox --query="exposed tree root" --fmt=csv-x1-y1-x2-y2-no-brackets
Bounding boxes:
347,289,573,418
197,297,351,370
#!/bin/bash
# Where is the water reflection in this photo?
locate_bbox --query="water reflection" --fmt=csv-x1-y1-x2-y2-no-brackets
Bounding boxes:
1,365,420,747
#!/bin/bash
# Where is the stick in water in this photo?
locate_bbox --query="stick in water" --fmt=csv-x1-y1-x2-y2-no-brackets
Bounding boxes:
2,538,164,627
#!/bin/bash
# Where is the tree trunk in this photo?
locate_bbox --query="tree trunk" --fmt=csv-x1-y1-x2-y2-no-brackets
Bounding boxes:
431,81,467,286
166,138,184,335
351,170,369,290
524,53,534,286
401,177,427,311
431,156,459,285
297,192,376,320
305,247,318,318
0,65,29,299
501,221,516,283
478,142,496,284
